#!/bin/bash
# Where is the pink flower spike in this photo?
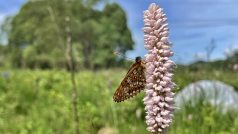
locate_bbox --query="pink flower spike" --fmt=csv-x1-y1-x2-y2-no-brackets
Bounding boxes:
143,3,176,134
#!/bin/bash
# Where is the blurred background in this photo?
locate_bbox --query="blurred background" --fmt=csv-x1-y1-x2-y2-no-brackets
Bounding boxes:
0,0,238,134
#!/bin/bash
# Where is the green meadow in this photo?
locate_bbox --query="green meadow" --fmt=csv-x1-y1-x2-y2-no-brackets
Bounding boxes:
0,68,237,134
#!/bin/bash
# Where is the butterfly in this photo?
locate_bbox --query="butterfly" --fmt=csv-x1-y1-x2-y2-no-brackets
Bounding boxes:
113,56,146,102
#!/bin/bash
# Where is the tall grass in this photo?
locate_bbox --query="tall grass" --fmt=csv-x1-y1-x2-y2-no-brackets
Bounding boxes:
170,91,238,134
0,69,237,134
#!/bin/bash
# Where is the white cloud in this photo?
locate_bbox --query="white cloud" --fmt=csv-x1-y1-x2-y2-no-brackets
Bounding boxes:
116,0,238,63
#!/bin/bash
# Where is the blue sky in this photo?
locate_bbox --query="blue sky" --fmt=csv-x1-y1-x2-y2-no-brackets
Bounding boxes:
1,0,238,64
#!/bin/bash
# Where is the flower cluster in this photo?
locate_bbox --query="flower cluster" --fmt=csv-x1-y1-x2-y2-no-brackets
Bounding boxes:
143,3,175,133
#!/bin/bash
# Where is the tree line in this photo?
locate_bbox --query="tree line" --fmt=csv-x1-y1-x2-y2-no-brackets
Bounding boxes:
0,0,134,70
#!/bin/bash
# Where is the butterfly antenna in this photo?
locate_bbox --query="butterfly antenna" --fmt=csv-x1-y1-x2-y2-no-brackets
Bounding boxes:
113,51,134,61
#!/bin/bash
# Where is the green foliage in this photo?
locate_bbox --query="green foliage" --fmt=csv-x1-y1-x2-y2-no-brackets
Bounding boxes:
227,50,238,64
0,45,10,67
0,69,237,134
170,99,238,134
174,65,238,91
7,0,134,69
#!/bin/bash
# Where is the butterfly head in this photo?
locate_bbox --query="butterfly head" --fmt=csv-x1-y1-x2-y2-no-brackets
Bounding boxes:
135,56,142,62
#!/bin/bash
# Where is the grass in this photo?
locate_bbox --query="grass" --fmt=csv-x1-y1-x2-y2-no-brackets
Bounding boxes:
0,68,237,134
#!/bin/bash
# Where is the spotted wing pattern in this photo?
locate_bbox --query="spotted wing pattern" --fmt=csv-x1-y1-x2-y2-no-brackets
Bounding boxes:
113,61,146,102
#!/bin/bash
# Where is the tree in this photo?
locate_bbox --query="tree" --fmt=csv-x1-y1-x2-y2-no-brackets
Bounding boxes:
7,0,134,69
205,39,216,62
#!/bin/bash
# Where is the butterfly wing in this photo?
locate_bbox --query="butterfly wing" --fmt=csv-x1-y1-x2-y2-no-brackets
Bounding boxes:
113,61,146,102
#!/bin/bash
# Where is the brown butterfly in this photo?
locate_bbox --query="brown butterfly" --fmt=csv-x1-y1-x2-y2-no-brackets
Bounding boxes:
113,56,146,102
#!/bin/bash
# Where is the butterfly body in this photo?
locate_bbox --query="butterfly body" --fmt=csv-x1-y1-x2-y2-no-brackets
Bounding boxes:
113,57,146,102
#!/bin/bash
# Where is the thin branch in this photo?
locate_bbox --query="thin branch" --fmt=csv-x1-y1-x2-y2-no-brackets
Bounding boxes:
65,16,80,134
